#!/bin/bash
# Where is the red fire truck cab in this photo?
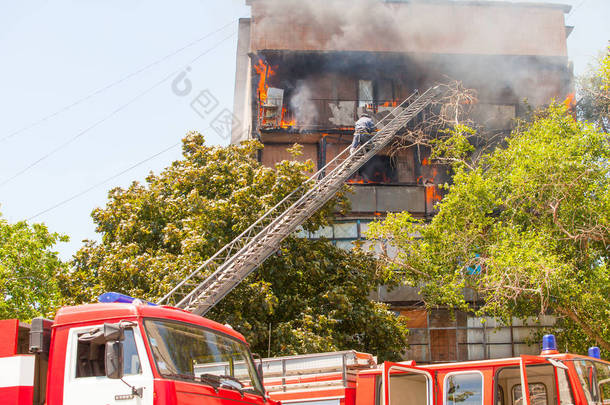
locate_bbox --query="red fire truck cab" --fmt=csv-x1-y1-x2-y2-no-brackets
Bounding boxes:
0,294,274,405
261,337,610,405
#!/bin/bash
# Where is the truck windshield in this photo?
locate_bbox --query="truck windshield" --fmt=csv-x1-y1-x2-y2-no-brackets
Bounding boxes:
567,358,610,404
143,319,264,396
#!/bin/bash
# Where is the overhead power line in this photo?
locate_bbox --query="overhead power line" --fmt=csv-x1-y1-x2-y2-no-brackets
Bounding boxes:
0,29,237,188
27,140,182,221
0,19,237,144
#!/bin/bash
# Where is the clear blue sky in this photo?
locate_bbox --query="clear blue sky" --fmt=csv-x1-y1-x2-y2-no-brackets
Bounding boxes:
0,0,608,260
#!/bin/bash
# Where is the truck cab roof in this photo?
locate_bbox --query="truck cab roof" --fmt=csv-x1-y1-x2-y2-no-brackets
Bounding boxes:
53,302,246,342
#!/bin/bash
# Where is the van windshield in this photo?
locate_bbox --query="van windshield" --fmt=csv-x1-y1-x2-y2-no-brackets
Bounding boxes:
143,319,264,396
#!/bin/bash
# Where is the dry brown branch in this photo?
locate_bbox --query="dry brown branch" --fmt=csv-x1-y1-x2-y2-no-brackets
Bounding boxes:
388,80,479,159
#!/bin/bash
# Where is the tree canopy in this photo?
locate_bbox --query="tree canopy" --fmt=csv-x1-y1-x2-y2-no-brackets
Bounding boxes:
62,133,408,360
367,102,610,354
0,213,68,321
577,49,610,132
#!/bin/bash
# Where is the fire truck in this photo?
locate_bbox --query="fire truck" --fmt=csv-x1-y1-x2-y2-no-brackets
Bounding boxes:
3,297,609,405
0,294,276,405
260,337,610,405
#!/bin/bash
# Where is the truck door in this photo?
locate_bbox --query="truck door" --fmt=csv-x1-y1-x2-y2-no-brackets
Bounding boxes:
382,362,435,405
62,324,154,405
515,355,572,405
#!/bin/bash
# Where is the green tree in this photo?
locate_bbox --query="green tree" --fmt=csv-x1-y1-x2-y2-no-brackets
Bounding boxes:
367,103,610,354
0,213,68,320
63,133,408,360
577,48,610,132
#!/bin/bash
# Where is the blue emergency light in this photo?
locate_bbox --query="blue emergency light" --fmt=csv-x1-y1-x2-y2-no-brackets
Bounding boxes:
542,334,558,352
588,347,601,359
98,292,156,306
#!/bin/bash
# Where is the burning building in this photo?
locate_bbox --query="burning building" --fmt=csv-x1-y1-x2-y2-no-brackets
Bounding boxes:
231,0,573,363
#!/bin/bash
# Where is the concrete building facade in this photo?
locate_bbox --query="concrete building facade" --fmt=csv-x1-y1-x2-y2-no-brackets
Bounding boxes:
232,0,573,363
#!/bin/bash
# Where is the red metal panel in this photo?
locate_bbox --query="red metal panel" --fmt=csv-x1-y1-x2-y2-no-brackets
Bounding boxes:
271,387,347,402
172,379,267,405
344,387,356,405
0,386,34,405
355,373,377,405
153,379,178,405
0,319,19,357
45,325,67,405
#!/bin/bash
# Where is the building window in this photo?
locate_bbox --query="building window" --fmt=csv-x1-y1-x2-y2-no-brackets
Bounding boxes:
445,372,484,405
359,80,373,108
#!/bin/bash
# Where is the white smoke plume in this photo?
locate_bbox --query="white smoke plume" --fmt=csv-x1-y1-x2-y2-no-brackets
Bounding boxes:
251,0,572,109
250,0,570,56
290,81,318,127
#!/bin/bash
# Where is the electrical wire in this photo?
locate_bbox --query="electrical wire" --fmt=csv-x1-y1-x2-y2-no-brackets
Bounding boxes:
27,140,183,221
0,29,237,188
0,19,237,144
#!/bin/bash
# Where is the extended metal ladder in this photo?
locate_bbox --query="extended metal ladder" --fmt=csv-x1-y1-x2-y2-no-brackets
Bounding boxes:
158,86,442,315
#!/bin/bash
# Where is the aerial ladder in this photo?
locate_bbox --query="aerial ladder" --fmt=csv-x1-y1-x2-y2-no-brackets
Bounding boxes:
158,86,443,315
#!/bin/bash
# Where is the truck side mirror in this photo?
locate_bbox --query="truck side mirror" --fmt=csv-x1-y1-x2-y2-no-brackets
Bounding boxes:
104,323,125,342
105,341,124,379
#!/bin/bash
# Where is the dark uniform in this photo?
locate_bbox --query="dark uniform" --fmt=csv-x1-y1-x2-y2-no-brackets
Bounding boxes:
351,114,376,153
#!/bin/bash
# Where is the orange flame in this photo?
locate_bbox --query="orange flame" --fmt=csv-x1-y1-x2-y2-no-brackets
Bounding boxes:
564,92,576,110
347,178,366,184
425,168,442,206
419,158,442,207
254,60,276,104
380,101,398,108
255,61,298,129
280,120,296,128
280,106,296,128
564,92,577,120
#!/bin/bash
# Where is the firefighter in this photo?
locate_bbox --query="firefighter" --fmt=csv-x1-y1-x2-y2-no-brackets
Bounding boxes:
350,112,376,154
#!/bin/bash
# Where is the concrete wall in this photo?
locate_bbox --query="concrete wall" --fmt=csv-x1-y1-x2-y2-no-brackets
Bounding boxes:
250,0,569,57
260,143,318,167
232,19,253,144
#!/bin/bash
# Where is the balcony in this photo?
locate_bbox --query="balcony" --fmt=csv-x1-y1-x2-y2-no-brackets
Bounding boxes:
258,97,409,134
